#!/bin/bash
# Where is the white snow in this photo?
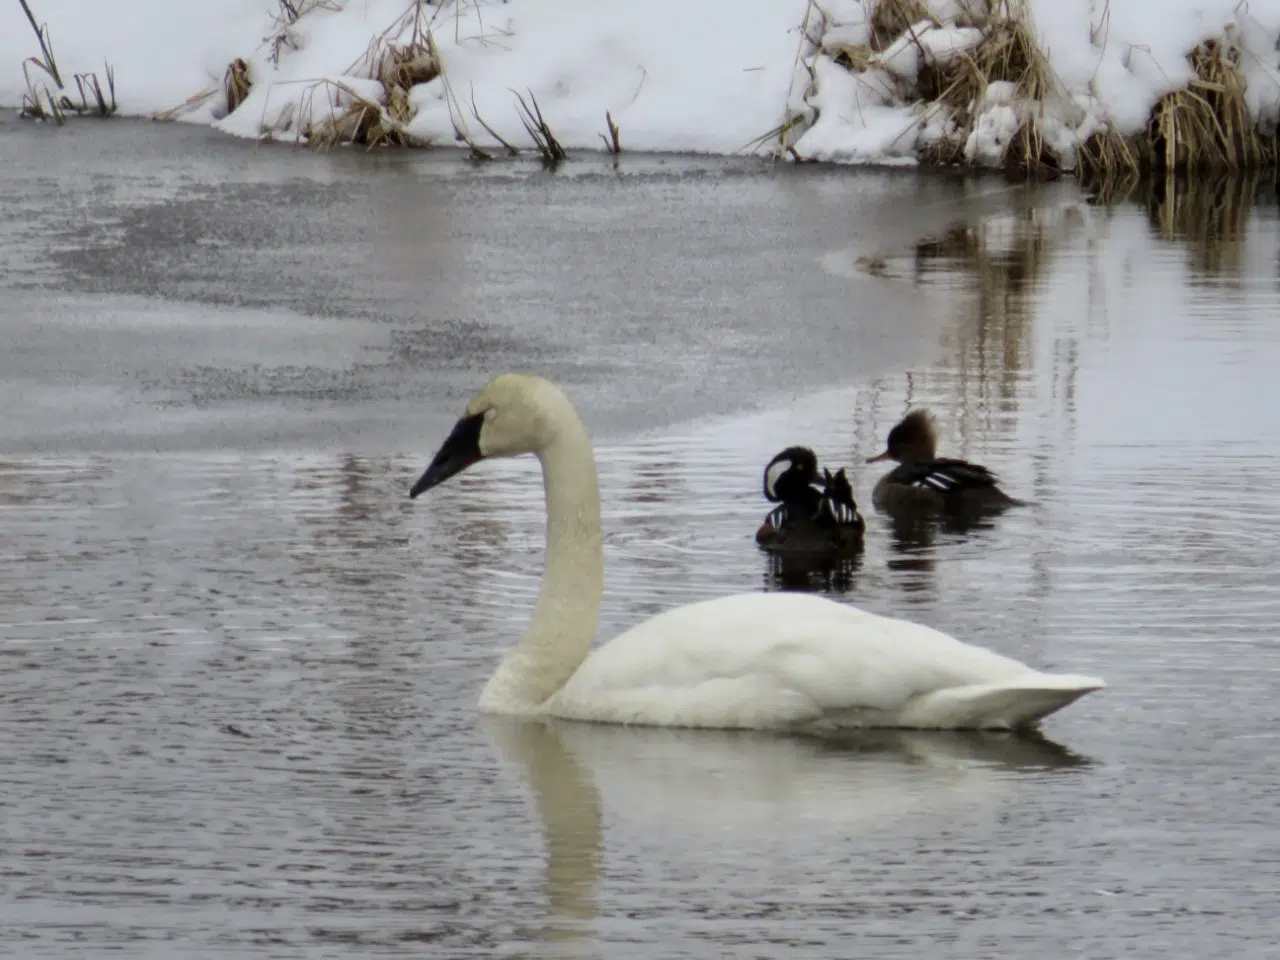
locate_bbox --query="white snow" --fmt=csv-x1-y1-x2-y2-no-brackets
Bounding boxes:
2,0,1280,167
877,22,983,82
1028,0,1280,135
794,0,1280,167
0,0,807,155
790,55,920,164
0,0,269,115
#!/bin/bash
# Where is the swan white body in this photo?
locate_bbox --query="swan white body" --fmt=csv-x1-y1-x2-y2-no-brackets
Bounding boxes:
547,592,1100,731
411,374,1104,732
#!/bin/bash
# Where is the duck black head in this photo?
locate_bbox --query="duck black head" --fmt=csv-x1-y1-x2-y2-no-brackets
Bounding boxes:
763,446,819,503
867,409,938,465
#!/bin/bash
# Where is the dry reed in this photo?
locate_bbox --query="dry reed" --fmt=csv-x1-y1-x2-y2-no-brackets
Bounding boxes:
304,0,439,149
17,0,115,121
812,0,1280,181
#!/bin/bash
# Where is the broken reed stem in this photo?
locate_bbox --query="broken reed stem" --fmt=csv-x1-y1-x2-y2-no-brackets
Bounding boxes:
17,0,62,88
512,88,567,162
599,111,620,154
470,86,522,155
73,64,116,117
17,0,117,121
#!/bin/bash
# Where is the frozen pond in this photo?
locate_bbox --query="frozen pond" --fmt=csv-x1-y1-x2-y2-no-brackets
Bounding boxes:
2,116,1277,958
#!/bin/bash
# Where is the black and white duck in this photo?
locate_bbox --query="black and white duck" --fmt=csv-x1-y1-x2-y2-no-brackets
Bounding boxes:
755,446,865,555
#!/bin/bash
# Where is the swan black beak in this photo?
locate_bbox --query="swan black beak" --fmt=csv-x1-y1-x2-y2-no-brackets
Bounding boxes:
866,450,892,464
409,412,485,498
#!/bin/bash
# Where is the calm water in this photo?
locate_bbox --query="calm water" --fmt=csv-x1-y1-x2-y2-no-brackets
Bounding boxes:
3,118,1279,957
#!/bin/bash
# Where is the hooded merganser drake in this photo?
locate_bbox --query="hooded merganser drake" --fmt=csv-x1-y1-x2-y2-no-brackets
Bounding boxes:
755,446,865,555
866,410,1021,515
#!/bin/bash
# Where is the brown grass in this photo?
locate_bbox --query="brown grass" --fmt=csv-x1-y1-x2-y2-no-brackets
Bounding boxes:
223,58,251,116
304,0,440,149
358,0,440,125
1076,129,1141,182
304,81,417,150
869,0,933,51
1145,40,1277,173
1003,113,1070,179
1079,38,1280,185
933,1,1062,145
819,0,1280,180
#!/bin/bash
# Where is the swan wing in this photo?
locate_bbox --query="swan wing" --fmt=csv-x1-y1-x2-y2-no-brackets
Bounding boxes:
548,593,1098,730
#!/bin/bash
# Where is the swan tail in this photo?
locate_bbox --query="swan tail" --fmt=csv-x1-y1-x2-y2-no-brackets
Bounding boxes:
899,674,1105,731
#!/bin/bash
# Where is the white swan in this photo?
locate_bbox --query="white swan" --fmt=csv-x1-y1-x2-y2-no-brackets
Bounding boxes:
409,374,1104,732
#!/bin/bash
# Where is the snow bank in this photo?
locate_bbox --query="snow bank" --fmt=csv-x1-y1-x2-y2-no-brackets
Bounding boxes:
0,0,268,115
3,0,1280,172
398,0,807,154
790,0,1280,171
0,0,807,155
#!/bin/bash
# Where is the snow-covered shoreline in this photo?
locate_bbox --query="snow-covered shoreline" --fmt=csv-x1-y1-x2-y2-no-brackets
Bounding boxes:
3,0,1280,174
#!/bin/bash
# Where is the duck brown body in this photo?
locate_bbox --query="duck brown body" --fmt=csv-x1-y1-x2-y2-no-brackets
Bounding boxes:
867,411,1021,516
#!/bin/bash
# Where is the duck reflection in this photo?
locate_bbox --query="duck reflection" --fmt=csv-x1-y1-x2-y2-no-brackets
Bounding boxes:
884,503,999,551
763,550,863,594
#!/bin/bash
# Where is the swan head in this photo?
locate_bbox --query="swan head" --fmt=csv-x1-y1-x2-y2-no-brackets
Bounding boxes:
867,409,938,465
409,374,570,498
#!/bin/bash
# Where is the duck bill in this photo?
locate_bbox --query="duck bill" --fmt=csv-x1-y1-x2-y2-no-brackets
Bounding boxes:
865,450,892,464
409,412,485,498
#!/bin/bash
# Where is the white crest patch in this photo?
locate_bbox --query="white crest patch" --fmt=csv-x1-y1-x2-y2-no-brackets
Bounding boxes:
764,459,792,500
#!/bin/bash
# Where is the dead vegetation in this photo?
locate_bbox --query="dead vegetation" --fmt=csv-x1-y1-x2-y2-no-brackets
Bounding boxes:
818,0,1075,174
512,88,567,163
303,1,439,149
808,0,1280,182
223,59,252,116
267,0,342,65
121,0,590,161
17,0,116,123
298,0,574,159
600,111,621,154
1082,39,1280,180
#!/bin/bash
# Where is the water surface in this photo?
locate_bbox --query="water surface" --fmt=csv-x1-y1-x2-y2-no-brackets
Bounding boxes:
2,120,1278,958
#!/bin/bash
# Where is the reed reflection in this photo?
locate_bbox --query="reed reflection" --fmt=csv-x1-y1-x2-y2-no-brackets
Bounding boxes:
1092,172,1264,277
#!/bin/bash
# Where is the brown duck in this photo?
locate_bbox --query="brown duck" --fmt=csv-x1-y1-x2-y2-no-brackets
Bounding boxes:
866,410,1021,515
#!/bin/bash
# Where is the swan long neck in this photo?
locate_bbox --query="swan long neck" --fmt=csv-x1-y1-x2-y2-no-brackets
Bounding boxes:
480,413,604,712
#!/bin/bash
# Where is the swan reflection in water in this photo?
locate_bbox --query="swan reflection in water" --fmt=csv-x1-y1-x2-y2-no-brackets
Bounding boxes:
481,716,1091,948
